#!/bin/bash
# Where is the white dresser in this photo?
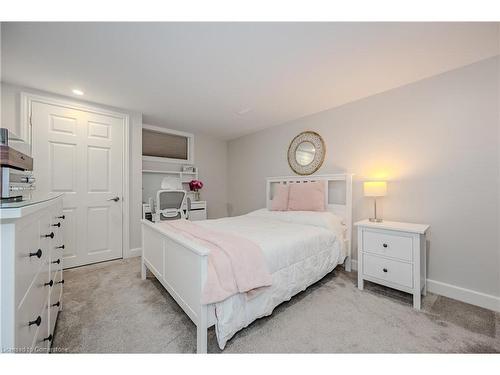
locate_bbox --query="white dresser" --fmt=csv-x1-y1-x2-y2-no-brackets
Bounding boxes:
355,220,429,309
186,200,207,221
1,194,65,353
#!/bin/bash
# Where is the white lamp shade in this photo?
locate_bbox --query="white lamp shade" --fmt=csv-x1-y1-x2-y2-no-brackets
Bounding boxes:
364,181,387,197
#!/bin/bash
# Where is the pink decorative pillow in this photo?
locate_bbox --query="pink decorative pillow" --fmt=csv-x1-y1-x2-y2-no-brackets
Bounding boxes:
271,184,289,211
288,181,326,211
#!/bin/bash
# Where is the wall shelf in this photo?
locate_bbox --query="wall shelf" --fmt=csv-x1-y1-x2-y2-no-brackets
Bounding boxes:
142,169,197,175
142,169,198,184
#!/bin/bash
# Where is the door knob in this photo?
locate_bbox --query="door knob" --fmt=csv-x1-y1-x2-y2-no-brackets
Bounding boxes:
108,196,120,202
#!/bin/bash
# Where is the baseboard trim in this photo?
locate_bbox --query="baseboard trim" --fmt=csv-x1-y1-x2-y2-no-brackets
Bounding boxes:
348,260,499,312
426,279,500,312
125,247,142,258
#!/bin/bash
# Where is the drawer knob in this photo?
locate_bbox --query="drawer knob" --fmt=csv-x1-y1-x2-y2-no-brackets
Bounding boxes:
383,268,388,273
44,280,54,287
43,334,53,342
52,222,61,227
29,249,43,258
52,301,60,308
55,280,65,285
57,215,65,220
51,259,61,264
382,243,388,248
55,244,65,249
44,232,55,239
29,316,42,326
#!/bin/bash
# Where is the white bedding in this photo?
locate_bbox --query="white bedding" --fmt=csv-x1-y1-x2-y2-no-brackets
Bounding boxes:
197,209,346,349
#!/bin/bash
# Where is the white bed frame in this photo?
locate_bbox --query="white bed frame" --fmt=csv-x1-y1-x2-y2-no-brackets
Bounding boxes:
141,174,353,353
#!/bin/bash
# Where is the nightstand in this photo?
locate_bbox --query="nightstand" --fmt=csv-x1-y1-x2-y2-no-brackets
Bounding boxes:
355,219,429,309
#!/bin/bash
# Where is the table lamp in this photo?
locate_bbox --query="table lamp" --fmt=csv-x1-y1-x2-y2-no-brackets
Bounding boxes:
363,181,387,222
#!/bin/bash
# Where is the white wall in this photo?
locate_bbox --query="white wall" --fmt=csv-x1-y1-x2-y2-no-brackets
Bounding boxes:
0,23,2,124
227,57,500,303
142,130,228,219
0,82,144,254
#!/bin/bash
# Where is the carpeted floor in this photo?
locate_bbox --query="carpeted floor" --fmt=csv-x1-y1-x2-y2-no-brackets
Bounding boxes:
52,257,500,353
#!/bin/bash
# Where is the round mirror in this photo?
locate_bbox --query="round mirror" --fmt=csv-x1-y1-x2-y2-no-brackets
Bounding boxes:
287,131,326,175
295,141,316,166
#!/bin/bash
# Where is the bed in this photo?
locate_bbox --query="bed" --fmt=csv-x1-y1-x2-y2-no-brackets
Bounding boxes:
141,174,353,353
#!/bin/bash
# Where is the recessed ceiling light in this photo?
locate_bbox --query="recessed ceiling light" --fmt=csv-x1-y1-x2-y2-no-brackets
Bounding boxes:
236,107,252,116
72,89,84,96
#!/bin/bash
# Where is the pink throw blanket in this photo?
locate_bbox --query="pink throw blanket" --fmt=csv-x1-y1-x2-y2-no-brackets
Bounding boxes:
159,220,272,304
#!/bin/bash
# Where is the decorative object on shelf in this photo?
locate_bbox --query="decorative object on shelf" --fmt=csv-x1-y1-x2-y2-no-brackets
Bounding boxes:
363,181,387,222
287,131,326,175
182,165,197,173
189,179,204,201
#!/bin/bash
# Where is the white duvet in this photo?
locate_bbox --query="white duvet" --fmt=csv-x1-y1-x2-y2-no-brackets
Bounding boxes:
197,209,346,349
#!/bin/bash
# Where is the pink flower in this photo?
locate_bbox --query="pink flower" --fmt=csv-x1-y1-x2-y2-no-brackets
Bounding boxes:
189,179,203,191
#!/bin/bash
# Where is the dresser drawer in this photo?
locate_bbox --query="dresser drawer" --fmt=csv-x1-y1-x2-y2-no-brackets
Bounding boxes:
362,253,413,288
48,270,63,337
15,268,50,350
32,302,50,353
49,246,64,274
362,230,413,261
15,215,48,307
189,209,207,221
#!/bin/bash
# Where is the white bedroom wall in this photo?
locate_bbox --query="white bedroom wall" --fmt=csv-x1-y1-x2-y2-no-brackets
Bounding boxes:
0,23,2,124
227,57,500,307
0,82,144,254
142,130,228,219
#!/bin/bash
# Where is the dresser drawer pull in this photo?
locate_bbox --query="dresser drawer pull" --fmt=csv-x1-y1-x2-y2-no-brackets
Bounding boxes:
383,268,388,273
52,301,60,308
55,280,65,285
29,249,43,258
44,232,55,239
52,222,61,227
52,259,61,264
57,215,65,220
382,243,388,248
44,280,54,287
43,334,53,342
55,245,65,249
29,316,42,327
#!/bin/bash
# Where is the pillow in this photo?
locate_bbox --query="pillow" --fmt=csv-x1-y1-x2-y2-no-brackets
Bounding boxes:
288,181,325,211
270,184,289,211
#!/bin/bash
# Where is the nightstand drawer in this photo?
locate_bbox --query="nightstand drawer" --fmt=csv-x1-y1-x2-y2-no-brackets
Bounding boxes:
362,230,412,261
362,254,413,288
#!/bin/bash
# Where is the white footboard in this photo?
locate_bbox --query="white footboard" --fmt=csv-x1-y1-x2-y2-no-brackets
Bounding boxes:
141,220,209,353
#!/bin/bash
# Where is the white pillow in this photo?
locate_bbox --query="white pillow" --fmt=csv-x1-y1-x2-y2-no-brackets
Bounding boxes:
247,208,345,236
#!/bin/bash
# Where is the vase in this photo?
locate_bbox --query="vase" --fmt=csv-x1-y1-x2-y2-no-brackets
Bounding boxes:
194,191,200,201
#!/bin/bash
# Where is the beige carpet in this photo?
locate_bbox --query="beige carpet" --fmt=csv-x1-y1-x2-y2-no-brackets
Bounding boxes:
52,258,500,353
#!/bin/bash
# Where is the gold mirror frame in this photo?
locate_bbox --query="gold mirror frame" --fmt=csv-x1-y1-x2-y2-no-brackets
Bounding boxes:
287,131,326,175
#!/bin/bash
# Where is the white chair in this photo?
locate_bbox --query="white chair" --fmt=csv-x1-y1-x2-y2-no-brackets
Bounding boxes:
155,190,187,221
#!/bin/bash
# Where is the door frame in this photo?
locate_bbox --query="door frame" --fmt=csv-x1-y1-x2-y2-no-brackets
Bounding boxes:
21,92,130,261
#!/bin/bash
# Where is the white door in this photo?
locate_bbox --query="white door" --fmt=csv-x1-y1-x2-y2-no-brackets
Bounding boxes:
31,101,124,268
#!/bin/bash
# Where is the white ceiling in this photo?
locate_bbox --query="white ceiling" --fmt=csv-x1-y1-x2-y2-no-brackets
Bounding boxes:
1,22,499,140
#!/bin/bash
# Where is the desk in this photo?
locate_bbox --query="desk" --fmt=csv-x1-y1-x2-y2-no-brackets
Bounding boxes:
142,201,207,221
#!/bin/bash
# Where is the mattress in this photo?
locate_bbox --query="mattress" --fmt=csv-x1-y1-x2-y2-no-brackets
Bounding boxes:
197,209,345,349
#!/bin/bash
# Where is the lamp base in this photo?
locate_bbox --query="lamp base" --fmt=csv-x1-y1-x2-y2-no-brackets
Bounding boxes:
369,218,383,223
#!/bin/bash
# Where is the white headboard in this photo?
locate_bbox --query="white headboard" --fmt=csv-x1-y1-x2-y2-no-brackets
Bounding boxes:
266,174,354,270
